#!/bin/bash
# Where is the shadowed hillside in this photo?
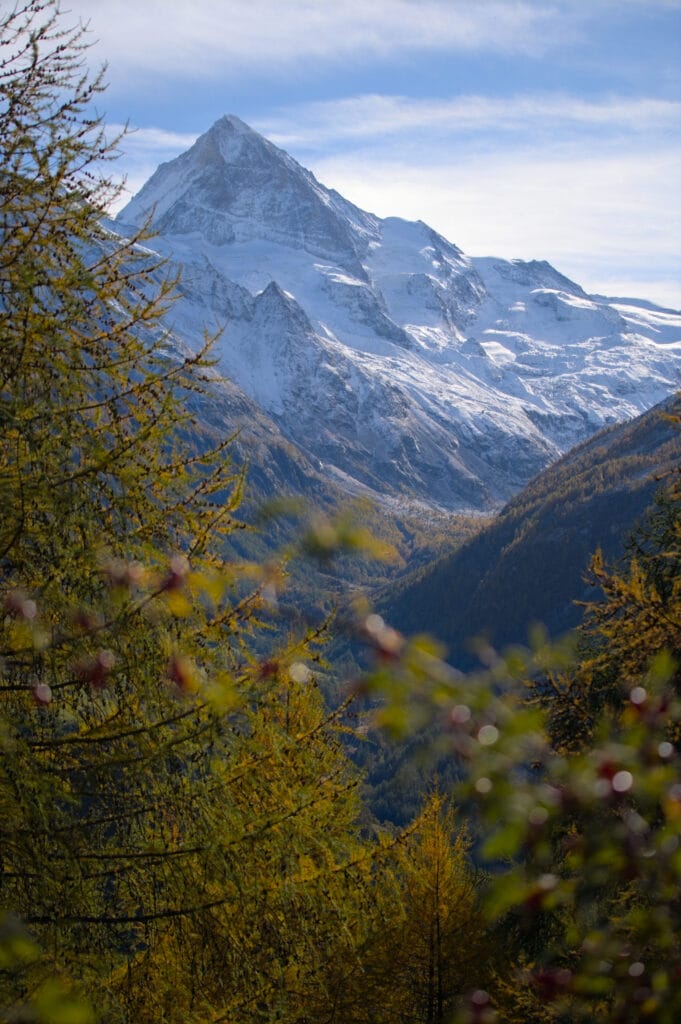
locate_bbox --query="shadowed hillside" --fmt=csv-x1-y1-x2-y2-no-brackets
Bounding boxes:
381,397,681,669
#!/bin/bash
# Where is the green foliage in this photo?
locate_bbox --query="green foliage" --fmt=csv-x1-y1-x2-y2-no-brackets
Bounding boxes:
0,5,406,1022
7,6,681,1024
385,792,488,1023
543,481,681,753
363,466,681,1023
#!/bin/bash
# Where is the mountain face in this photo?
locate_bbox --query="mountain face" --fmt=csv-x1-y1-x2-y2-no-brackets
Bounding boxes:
380,396,681,669
117,114,681,513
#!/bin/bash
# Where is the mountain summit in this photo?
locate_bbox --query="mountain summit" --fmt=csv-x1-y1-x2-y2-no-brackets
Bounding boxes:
116,116,681,513
119,114,376,268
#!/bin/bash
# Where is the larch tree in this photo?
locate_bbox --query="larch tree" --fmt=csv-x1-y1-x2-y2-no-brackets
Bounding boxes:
387,792,486,1024
0,4,389,1022
360,462,681,1024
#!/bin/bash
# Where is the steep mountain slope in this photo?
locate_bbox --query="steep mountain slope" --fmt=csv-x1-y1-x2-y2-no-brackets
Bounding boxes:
172,346,482,609
116,114,681,514
381,397,681,669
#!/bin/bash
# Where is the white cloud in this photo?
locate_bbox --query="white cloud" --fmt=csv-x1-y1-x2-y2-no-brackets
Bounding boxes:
66,1,577,78
258,93,681,147
585,277,681,311
307,143,681,307
107,125,200,153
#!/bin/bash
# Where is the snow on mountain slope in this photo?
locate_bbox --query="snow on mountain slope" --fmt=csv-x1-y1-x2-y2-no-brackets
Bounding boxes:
116,115,681,513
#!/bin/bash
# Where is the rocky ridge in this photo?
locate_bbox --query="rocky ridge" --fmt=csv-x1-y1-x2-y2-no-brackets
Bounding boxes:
116,114,681,513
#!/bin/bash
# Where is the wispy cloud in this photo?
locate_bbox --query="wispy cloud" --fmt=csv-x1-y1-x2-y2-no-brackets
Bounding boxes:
69,1,578,78
258,93,681,147
107,126,200,153
308,143,681,308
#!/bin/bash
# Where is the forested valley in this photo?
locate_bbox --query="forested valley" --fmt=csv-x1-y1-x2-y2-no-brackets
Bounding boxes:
2,4,681,1023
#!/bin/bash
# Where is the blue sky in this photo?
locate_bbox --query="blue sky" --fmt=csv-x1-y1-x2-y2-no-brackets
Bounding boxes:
71,0,680,308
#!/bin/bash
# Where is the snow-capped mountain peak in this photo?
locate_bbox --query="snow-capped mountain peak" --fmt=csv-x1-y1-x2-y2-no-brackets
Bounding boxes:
115,117,681,513
118,114,377,269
